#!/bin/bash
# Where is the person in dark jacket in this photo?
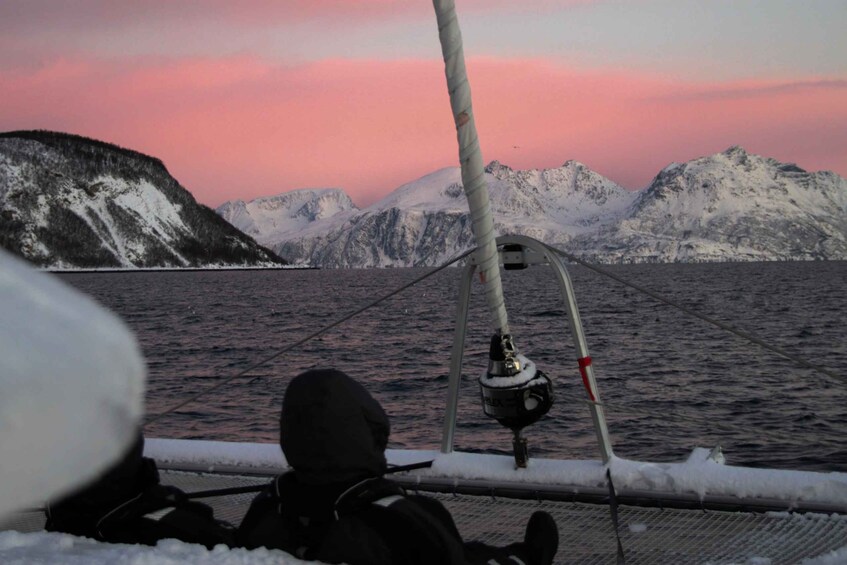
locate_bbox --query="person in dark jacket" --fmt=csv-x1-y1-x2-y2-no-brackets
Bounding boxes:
236,368,558,564
45,432,234,548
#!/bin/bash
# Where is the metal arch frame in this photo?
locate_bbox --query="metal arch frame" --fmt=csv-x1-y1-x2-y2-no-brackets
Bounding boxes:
440,234,614,464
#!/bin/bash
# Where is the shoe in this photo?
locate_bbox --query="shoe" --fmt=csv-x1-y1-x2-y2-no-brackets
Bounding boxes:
524,511,559,565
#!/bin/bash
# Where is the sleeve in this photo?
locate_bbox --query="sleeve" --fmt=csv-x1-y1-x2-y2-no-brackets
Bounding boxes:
325,498,468,565
235,486,290,550
98,485,235,549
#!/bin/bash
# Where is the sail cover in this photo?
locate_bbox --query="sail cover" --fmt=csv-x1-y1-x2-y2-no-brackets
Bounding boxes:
0,250,146,518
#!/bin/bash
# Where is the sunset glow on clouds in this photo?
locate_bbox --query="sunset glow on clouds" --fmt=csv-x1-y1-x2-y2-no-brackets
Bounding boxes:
1,1,845,207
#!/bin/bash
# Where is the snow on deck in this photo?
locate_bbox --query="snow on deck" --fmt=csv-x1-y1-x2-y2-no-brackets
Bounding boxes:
0,531,310,565
146,439,847,509
4,439,847,564
5,527,843,565
145,438,438,473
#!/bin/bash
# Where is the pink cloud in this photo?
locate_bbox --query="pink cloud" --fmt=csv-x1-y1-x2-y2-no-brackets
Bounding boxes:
1,55,844,207
0,0,602,32
472,61,847,187
0,56,456,205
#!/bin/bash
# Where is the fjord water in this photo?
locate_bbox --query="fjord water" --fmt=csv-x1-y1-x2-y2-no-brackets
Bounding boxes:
59,261,847,472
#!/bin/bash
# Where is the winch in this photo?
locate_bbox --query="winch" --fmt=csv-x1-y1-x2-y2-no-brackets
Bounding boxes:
479,332,554,467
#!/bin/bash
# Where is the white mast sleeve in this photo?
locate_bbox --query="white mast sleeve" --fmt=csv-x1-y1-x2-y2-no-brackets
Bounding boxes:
433,0,510,334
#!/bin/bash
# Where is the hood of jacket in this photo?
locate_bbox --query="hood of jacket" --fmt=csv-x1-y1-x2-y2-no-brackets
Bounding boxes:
280,369,389,485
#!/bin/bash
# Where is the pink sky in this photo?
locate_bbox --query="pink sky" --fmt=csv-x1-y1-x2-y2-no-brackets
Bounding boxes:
1,1,845,208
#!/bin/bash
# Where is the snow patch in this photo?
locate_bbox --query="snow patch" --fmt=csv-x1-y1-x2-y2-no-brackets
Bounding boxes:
145,438,438,474
142,440,847,507
0,531,310,565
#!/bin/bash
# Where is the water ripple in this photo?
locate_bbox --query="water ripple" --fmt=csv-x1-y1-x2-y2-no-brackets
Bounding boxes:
59,261,847,471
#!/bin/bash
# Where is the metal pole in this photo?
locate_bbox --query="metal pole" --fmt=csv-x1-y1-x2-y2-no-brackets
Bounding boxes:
544,245,614,464
441,262,476,453
441,235,615,463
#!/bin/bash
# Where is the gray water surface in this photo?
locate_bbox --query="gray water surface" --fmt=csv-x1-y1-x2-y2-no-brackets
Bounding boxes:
59,261,847,472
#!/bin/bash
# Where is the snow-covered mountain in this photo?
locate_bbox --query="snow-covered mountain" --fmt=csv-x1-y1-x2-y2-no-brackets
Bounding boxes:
218,160,637,267
0,131,285,268
218,147,846,267
216,189,359,247
576,146,847,263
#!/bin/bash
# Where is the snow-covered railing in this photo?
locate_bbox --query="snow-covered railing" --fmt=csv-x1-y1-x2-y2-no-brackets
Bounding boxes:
146,439,847,514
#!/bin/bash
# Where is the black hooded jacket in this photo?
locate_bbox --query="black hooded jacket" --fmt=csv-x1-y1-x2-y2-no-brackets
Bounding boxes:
236,369,468,564
45,434,234,548
280,368,390,486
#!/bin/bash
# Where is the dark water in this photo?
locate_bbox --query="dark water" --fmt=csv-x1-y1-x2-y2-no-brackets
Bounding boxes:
58,261,847,472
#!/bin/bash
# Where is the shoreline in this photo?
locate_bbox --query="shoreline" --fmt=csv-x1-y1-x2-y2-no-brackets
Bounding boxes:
48,266,318,274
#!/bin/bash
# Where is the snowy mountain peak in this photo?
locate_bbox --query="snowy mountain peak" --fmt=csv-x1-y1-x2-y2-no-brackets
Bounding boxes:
369,167,467,212
717,146,813,178
216,188,358,246
561,159,589,171
722,145,748,159
484,160,513,177
240,147,845,267
659,147,824,193
617,147,847,262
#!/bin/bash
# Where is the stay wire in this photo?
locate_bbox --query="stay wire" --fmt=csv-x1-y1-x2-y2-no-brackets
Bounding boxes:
144,249,476,426
543,243,844,386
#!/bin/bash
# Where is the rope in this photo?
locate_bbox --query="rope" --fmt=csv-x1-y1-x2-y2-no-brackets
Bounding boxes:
543,243,844,386
144,250,475,425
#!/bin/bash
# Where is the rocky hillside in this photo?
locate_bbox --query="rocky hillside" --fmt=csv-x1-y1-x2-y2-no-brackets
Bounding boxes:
0,131,285,268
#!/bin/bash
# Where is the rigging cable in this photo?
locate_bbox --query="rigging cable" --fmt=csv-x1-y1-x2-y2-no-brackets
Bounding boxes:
144,239,842,435
544,243,844,387
144,248,475,426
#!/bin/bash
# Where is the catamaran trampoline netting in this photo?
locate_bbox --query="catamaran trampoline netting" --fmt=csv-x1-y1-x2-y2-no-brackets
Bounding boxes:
3,468,846,564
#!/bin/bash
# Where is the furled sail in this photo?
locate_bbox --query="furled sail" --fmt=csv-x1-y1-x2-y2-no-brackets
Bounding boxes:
432,0,554,466
431,0,509,336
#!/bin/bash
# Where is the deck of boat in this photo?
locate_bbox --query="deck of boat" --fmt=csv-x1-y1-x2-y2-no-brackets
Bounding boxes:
3,468,845,564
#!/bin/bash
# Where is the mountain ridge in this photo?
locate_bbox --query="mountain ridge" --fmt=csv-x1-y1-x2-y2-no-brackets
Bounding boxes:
2,130,842,270
217,146,846,267
0,130,286,268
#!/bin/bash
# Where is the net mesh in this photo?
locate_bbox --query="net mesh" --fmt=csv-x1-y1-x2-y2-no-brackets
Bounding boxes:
432,492,847,564
2,470,845,564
